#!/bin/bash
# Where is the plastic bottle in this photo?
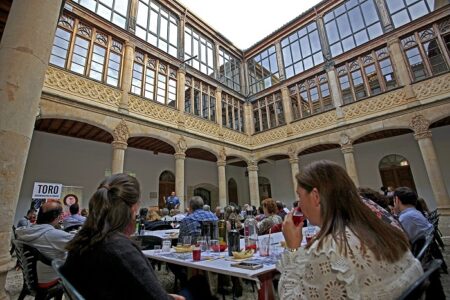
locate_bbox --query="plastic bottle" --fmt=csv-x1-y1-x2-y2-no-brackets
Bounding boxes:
244,209,258,251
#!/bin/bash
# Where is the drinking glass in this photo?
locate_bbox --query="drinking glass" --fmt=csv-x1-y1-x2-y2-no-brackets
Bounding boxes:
210,239,219,253
154,245,161,254
292,208,304,226
258,237,271,257
162,239,171,252
305,226,316,244
192,246,201,261
182,236,192,246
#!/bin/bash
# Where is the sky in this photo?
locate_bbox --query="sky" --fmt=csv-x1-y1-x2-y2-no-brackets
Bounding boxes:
178,0,323,49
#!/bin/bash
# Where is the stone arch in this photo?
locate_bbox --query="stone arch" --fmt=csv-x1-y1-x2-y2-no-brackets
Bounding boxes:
128,133,176,150
351,127,414,144
430,115,450,129
187,183,219,210
127,135,176,155
185,144,219,159
186,148,218,162
298,143,340,156
34,118,114,143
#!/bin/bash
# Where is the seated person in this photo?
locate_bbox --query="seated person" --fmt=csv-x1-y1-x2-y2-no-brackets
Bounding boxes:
144,210,170,231
160,208,173,221
17,208,36,228
278,160,422,299
61,173,183,300
62,203,86,230
16,201,73,288
394,187,433,243
257,198,282,235
171,208,186,222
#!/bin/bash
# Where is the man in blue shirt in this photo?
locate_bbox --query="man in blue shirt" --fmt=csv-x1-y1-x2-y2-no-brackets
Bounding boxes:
178,196,218,244
394,187,432,243
166,191,180,210
63,203,86,230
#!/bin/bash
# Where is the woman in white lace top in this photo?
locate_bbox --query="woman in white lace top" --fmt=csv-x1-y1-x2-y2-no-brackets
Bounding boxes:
277,160,422,299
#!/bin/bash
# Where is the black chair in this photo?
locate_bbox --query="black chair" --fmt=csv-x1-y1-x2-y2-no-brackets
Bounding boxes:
397,259,442,300
64,225,81,232
144,221,173,231
13,240,63,300
134,235,163,251
411,228,435,262
52,259,85,300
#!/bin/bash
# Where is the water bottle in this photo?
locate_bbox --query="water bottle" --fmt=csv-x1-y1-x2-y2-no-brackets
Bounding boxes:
244,209,258,251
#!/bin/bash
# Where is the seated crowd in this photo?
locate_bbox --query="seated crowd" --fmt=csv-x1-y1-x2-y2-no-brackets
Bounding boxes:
12,160,446,299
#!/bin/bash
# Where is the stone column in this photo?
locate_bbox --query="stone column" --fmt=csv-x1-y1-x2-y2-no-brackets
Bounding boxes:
175,137,188,209
340,134,360,187
215,87,223,126
375,0,394,32
281,86,293,124
0,0,63,297
325,63,344,120
111,120,129,174
217,158,227,208
288,146,299,200
274,41,285,80
119,42,134,113
247,159,260,208
244,102,254,135
178,14,186,60
410,115,450,215
176,68,186,111
387,38,415,99
127,0,139,33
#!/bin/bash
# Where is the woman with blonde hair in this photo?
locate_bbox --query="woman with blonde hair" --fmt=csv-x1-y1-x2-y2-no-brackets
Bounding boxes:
278,160,422,299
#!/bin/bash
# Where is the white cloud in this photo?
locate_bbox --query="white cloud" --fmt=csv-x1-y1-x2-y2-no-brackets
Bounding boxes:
179,0,323,49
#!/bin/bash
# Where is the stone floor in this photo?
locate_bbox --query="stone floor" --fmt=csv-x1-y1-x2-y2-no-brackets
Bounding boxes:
5,240,450,300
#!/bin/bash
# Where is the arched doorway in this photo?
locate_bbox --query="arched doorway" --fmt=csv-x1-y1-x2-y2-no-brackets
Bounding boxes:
194,187,211,206
379,154,416,191
228,178,238,205
259,177,272,203
159,171,175,208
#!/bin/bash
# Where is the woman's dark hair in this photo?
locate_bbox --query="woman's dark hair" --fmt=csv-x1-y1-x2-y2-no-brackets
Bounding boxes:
358,187,389,210
297,160,409,263
66,173,140,254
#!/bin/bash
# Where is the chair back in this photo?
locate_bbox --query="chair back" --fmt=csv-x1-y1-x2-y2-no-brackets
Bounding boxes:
396,259,442,300
411,228,435,262
134,235,164,250
52,259,85,300
64,225,81,232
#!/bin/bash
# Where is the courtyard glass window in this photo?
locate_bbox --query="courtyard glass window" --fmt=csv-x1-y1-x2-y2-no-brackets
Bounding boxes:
73,0,129,29
252,92,285,132
281,21,324,79
136,0,178,57
222,93,245,132
131,50,178,107
401,21,449,82
336,46,397,104
385,0,436,28
324,0,383,57
248,46,280,94
184,26,215,76
218,48,241,92
184,75,216,121
49,15,124,87
289,73,333,120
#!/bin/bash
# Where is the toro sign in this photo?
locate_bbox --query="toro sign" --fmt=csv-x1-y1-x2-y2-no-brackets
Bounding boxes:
32,182,63,199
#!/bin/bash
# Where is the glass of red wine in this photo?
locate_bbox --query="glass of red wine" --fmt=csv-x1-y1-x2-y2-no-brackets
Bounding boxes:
292,208,304,226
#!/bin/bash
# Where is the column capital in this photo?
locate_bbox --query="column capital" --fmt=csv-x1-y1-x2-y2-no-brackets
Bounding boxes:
287,144,297,160
176,136,188,153
177,68,186,75
113,119,129,143
410,115,431,140
247,165,258,172
289,158,299,165
174,152,186,160
341,144,354,154
111,140,127,150
217,159,226,167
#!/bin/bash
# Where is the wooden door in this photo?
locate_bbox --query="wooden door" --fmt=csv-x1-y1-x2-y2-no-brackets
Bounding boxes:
228,178,238,205
194,188,211,206
380,166,416,191
158,182,175,208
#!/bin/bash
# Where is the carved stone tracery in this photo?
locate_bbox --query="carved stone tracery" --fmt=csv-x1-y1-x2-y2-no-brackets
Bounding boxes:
113,119,129,143
410,115,432,140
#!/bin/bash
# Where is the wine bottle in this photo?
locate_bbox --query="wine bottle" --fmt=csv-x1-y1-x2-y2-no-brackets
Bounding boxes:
228,219,240,256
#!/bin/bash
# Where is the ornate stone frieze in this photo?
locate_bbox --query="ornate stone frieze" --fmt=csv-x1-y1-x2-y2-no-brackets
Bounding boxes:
289,111,337,136
128,95,179,126
342,89,408,121
44,67,121,107
221,127,251,147
413,73,450,99
183,114,220,137
113,119,129,143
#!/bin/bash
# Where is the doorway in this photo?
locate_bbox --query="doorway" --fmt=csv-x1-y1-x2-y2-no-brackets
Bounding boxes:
194,187,211,206
259,177,272,203
228,178,238,205
379,154,416,191
159,170,175,208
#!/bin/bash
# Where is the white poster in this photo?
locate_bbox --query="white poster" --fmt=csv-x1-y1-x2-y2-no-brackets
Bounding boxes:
32,182,63,199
